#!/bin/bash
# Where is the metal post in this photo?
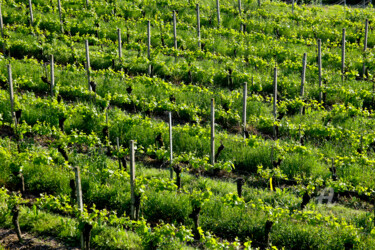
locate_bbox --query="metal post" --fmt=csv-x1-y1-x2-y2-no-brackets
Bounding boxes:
196,4,201,50
342,28,345,83
118,28,122,58
85,40,91,91
216,0,220,27
169,112,173,179
50,55,55,97
130,140,136,220
318,39,322,103
28,0,34,26
211,98,215,165
243,82,247,138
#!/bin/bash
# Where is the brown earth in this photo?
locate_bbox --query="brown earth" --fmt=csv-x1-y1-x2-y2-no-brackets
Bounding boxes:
0,229,79,250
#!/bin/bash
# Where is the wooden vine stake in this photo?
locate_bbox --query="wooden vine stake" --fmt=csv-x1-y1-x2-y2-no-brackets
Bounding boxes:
0,3,3,38
85,0,89,8
173,11,177,62
7,64,17,129
58,0,63,33
196,4,201,50
147,21,151,76
28,0,34,26
74,167,84,211
273,67,277,139
318,39,322,103
363,19,368,78
169,112,173,179
0,3,5,56
292,0,294,14
300,53,307,115
342,28,345,83
118,28,122,59
116,137,121,169
243,82,247,138
130,140,136,220
216,0,220,27
85,40,91,91
74,166,84,249
211,98,215,165
238,0,243,32
50,55,55,97
173,11,177,50
258,0,261,7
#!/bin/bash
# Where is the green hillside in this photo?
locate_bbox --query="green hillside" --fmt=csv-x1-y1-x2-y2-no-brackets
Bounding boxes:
1,0,375,249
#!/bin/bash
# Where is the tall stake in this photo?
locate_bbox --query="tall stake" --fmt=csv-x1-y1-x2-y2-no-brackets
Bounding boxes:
28,0,34,26
0,3,3,38
211,98,215,165
58,0,63,33
147,21,151,76
116,137,121,169
74,167,83,211
258,0,261,7
196,4,201,50
300,53,307,115
86,0,89,8
7,64,16,129
363,19,368,78
292,0,294,14
243,82,247,138
273,67,277,139
173,11,177,50
85,40,91,91
216,0,220,27
318,39,322,103
74,166,84,249
342,28,346,83
118,28,122,59
130,140,136,220
0,3,5,57
169,112,173,179
238,0,243,32
50,55,55,97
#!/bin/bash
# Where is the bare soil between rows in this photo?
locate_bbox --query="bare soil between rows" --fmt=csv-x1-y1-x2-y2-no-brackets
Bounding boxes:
0,228,78,250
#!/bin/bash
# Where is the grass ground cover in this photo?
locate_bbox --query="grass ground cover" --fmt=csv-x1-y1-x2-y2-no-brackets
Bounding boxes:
2,0,375,249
